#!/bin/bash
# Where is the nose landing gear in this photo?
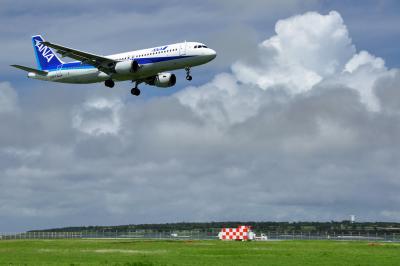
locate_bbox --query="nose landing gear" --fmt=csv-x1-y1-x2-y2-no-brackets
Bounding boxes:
185,67,192,81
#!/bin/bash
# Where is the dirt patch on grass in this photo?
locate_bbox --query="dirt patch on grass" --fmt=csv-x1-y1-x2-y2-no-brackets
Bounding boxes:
368,243,383,247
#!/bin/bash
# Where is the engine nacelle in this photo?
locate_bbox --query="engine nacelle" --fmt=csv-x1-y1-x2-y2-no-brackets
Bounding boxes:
114,60,140,74
147,73,177,88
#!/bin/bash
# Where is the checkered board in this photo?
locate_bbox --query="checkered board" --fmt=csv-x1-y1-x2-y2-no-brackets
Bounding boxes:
219,225,251,240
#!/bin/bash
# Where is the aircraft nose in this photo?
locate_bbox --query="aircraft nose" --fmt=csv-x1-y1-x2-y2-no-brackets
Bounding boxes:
210,49,217,58
206,48,217,60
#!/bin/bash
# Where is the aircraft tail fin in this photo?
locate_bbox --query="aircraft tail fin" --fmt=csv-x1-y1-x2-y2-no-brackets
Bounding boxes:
32,35,64,70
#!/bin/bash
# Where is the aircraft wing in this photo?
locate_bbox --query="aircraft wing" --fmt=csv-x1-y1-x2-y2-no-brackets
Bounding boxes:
41,41,117,74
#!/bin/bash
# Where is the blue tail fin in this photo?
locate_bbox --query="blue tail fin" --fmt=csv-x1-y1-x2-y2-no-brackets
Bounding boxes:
32,35,64,70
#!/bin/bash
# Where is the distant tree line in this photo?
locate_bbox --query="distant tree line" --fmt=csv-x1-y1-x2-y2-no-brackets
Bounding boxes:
30,221,400,234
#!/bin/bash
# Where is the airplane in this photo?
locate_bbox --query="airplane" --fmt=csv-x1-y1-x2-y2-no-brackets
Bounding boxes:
11,35,217,96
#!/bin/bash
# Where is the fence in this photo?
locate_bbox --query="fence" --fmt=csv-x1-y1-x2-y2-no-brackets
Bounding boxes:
1,231,400,242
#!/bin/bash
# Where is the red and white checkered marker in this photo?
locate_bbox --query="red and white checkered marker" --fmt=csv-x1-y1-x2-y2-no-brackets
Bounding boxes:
218,225,254,241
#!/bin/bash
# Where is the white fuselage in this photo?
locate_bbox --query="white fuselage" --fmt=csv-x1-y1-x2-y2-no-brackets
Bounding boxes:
28,41,217,84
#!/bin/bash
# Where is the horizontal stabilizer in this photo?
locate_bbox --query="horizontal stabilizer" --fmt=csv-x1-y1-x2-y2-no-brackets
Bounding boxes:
11,65,48,75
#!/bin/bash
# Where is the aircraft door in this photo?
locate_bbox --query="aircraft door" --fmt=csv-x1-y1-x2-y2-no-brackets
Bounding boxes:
179,41,187,56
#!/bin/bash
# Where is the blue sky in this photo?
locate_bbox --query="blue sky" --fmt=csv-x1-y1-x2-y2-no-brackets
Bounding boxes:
1,1,400,232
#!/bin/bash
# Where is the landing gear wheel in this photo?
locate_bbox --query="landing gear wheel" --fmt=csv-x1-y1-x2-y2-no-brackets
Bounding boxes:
131,87,141,96
185,67,192,81
105,79,115,88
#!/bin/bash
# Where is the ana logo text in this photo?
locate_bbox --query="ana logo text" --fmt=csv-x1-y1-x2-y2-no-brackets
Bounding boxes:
152,46,168,52
35,40,54,63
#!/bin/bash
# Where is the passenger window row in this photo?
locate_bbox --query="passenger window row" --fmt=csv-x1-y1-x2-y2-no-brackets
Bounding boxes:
118,49,178,60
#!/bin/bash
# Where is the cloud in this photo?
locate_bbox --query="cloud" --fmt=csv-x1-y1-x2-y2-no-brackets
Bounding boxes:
1,10,400,232
0,82,18,114
231,11,355,93
375,71,400,114
72,97,123,136
182,11,395,118
338,50,394,110
176,73,268,125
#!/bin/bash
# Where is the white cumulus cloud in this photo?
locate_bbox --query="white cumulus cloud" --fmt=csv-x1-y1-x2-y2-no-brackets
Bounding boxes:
72,97,123,136
232,11,355,93
180,11,396,118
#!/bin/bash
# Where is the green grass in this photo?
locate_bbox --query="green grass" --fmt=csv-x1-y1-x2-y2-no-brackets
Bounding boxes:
0,239,400,265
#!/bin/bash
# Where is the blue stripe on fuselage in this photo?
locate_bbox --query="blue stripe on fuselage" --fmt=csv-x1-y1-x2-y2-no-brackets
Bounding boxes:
45,55,193,71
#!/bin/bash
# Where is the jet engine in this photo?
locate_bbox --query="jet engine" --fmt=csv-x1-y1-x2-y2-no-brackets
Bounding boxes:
147,73,177,88
114,60,140,74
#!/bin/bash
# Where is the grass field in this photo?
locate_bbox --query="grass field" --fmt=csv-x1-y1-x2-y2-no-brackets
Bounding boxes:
1,239,400,265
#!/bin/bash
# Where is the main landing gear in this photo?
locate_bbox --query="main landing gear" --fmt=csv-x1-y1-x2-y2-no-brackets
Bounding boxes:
104,79,140,96
185,67,192,81
131,81,141,96
104,79,115,88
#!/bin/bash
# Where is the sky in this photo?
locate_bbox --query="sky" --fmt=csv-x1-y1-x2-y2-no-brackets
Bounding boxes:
1,0,400,232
